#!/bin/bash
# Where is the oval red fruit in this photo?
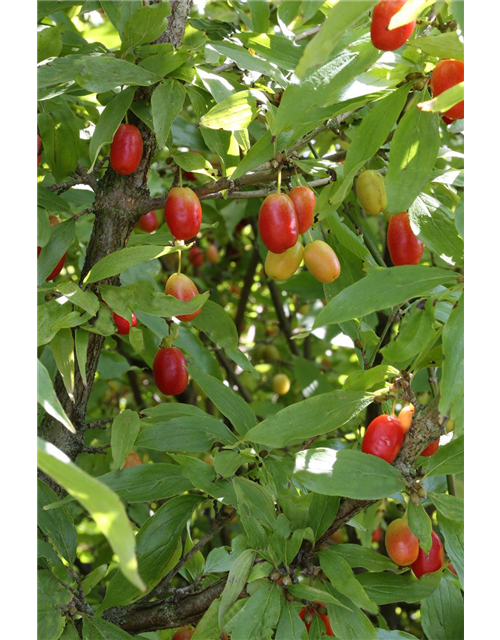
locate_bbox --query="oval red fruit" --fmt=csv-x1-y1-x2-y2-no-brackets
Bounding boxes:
385,518,420,566
110,124,143,175
138,211,158,233
288,186,316,234
165,273,201,322
153,347,188,396
421,439,439,457
362,414,405,463
372,526,383,543
165,187,202,240
37,215,67,280
411,531,445,578
431,59,464,122
112,311,137,335
299,603,334,636
387,212,424,266
188,246,204,267
371,0,416,51
258,193,298,254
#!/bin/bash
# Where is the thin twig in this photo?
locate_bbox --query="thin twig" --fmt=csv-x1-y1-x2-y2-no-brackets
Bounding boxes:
267,281,301,357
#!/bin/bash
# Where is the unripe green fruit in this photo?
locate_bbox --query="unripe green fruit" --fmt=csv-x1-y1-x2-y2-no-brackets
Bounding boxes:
356,170,387,215
265,242,303,281
263,345,280,362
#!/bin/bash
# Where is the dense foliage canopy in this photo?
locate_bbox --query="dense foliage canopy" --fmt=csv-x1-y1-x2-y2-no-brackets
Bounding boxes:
37,1,464,639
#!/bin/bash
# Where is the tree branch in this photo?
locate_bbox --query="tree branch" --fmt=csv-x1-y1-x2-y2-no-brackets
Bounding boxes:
267,281,301,357
234,246,260,335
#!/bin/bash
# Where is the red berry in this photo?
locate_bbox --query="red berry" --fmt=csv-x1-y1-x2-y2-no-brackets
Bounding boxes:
123,451,142,468
110,124,143,175
387,212,424,266
165,273,201,322
372,526,383,543
288,186,316,234
165,187,202,240
153,347,188,395
172,626,195,640
37,215,67,280
112,311,137,335
411,531,444,578
371,0,416,51
188,246,204,268
442,115,454,126
431,60,464,122
385,518,419,566
258,193,298,254
421,439,439,457
362,414,405,463
138,211,158,233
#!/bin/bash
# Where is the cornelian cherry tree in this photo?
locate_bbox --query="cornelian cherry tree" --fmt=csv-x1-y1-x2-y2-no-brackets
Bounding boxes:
37,1,464,639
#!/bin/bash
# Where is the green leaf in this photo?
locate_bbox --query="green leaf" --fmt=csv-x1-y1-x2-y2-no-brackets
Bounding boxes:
151,79,186,148
418,82,464,114
75,56,158,93
388,0,436,28
172,454,237,505
438,515,464,588
97,351,133,380
37,438,145,591
248,0,269,32
89,87,135,170
314,266,457,329
208,42,287,87
407,500,433,553
319,549,378,613
38,105,79,180
308,494,340,541
276,600,308,640
37,184,73,214
38,479,77,562
344,365,399,393
455,199,464,238
81,564,109,596
38,570,71,640
408,195,464,266
121,0,171,50
233,477,276,529
38,208,51,247
332,544,400,573
421,575,464,640
451,0,464,33
37,24,64,63
37,360,75,433
54,282,100,316
219,549,256,630
225,583,282,640
98,463,193,503
296,1,377,78
408,31,464,60
325,585,378,640
287,583,349,608
200,91,261,131
294,448,406,499
101,494,200,608
376,631,419,640
386,100,440,214
111,410,141,471
84,245,182,283
136,415,237,452
422,436,464,478
381,302,436,365
231,129,274,180
189,364,256,436
192,301,256,376
37,218,75,286
292,355,333,398
83,617,135,639
327,86,411,210
356,571,443,605
245,390,372,448
51,328,75,399
428,492,464,522
439,295,464,430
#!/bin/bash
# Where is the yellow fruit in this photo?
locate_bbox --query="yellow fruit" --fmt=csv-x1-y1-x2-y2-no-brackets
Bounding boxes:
205,244,219,264
303,240,341,284
265,242,304,281
273,373,290,395
356,170,387,215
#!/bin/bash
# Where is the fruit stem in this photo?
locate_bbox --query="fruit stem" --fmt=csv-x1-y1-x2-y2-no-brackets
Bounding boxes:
307,230,314,243
179,167,183,188
276,168,282,194
125,112,129,125
177,250,182,275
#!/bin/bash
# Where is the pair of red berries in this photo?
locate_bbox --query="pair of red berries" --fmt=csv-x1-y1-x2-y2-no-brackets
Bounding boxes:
385,518,445,577
258,186,316,254
299,602,334,636
362,411,439,463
